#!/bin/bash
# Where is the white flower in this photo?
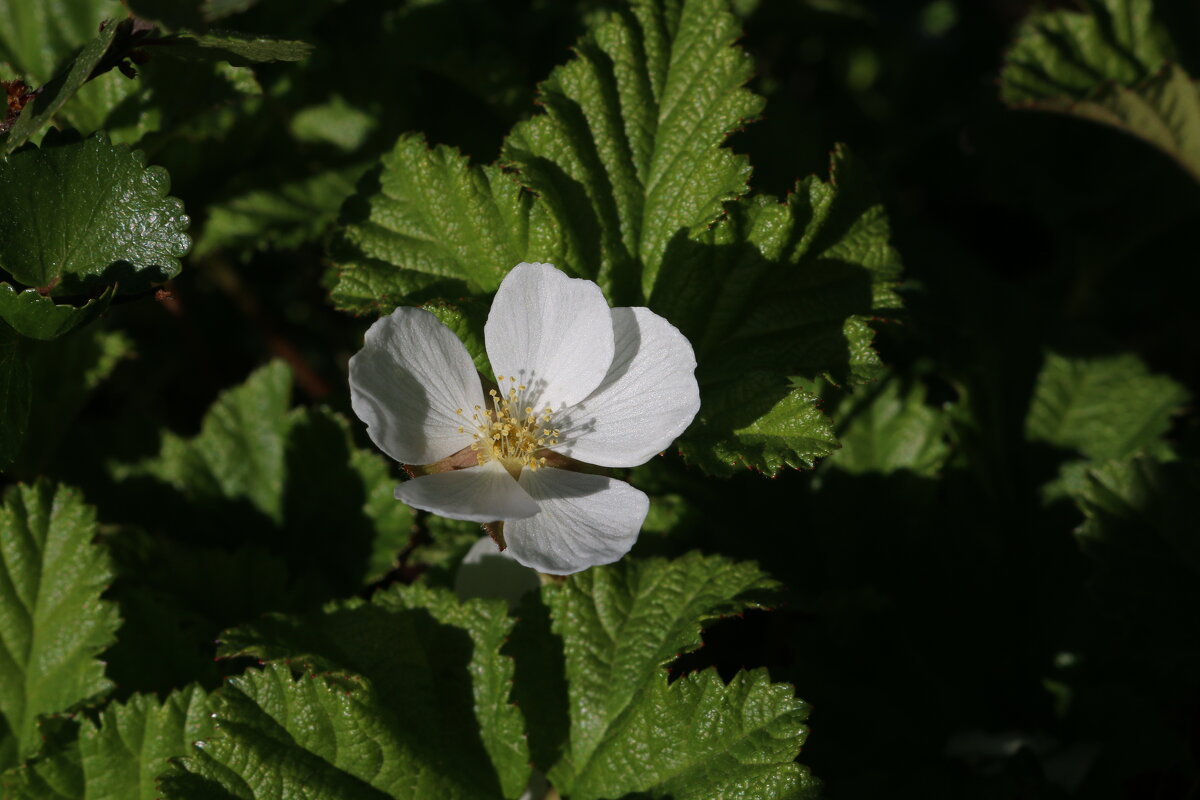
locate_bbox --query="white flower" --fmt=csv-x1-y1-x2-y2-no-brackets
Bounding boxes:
349,262,700,574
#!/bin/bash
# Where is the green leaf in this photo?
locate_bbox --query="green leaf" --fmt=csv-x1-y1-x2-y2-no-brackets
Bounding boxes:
0,481,120,768
1025,351,1190,461
570,668,816,800
0,328,31,470
149,30,314,66
217,584,531,799
676,373,838,476
0,284,114,341
1000,0,1173,104
329,0,764,309
520,553,813,799
0,0,123,83
500,0,764,301
1,18,127,155
169,584,531,799
113,361,413,590
0,131,191,292
825,376,951,476
1,686,212,799
541,554,778,774
1034,64,1200,182
329,134,550,311
163,663,503,800
195,166,360,256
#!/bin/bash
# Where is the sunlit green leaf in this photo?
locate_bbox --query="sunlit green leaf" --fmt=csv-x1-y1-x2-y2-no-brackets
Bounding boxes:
512,553,813,799
161,663,483,799
500,0,764,301
164,625,524,800
0,481,120,768
0,132,190,292
1,686,212,799
218,584,530,798
568,668,816,800
329,134,550,311
677,374,838,476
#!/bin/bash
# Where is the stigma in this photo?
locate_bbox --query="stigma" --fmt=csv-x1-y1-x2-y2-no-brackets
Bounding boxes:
456,376,561,478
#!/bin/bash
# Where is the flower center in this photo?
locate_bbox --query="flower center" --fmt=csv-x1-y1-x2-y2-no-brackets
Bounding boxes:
457,376,561,479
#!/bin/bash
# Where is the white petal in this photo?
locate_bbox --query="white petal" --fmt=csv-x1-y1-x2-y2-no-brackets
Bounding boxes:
484,262,615,412
394,461,539,522
505,468,648,575
554,307,700,467
349,307,485,465
454,535,540,609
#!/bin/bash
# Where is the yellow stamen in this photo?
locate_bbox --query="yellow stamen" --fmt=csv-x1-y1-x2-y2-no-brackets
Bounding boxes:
463,383,556,477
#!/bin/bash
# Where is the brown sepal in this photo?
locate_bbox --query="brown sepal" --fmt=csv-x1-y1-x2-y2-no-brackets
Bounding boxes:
483,521,506,551
1,79,34,133
411,446,480,476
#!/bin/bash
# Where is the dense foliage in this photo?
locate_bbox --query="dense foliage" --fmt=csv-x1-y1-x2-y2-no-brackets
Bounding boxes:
1,0,1197,797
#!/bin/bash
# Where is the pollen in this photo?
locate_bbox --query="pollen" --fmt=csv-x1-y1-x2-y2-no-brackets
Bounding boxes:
466,382,559,477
